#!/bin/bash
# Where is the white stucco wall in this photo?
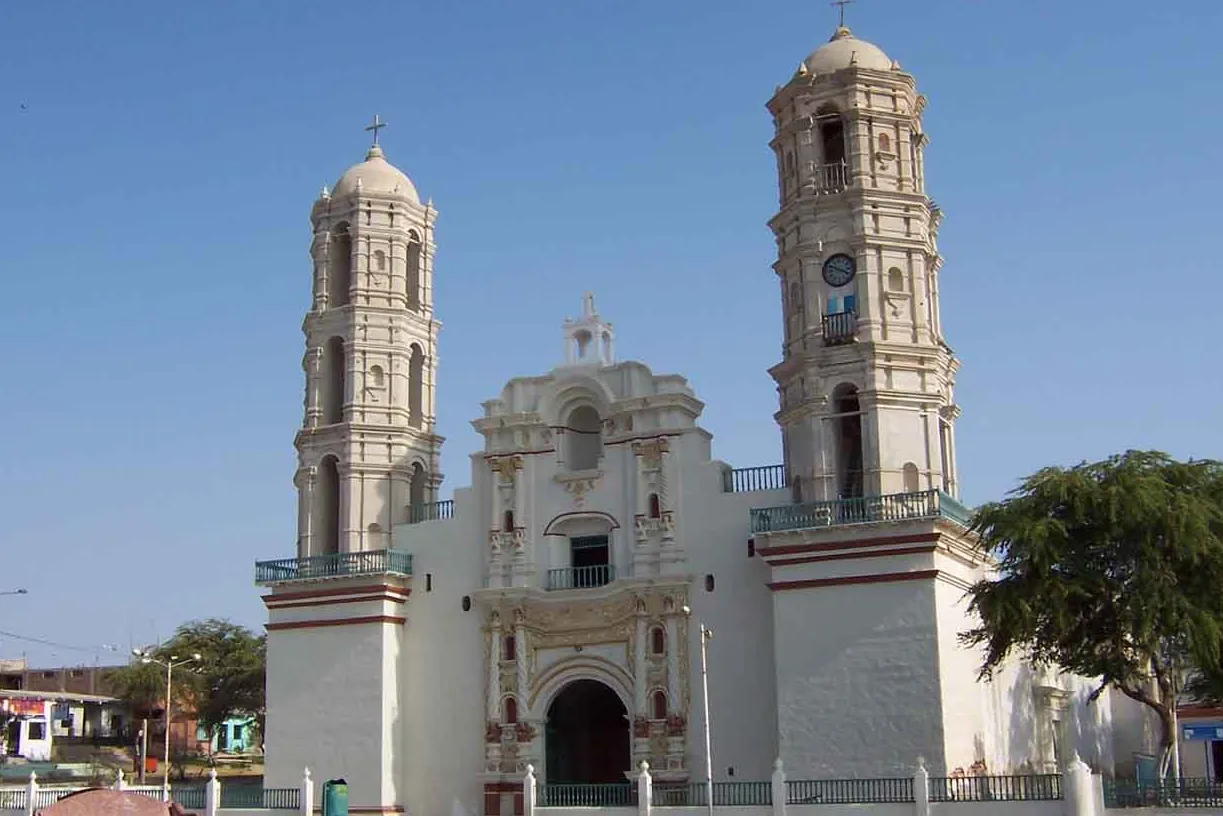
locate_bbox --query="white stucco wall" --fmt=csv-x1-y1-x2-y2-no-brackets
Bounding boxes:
772,573,943,777
933,577,988,774
680,460,784,782
396,485,487,816
263,590,404,807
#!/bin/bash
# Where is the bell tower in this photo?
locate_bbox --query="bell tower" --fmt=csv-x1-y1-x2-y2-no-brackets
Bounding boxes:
757,24,985,779
768,24,959,502
295,124,444,558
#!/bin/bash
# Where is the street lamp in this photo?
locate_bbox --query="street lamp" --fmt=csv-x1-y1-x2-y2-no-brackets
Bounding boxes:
682,605,714,816
132,648,201,799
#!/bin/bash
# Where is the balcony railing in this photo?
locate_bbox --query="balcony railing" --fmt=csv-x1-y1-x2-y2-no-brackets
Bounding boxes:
255,549,413,585
546,564,616,591
408,499,454,524
723,464,788,493
822,310,857,345
750,489,973,535
808,161,849,194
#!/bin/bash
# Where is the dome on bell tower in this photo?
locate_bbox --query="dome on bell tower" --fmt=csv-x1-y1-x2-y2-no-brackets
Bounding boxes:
803,26,895,75
332,144,420,203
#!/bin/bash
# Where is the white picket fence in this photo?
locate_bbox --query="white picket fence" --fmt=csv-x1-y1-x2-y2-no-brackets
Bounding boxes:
0,768,313,815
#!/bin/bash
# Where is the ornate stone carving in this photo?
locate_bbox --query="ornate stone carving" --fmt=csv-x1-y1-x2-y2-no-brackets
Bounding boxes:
633,716,650,739
634,512,676,544
514,722,537,743
485,722,501,743
556,473,601,507
491,529,525,554
631,437,670,466
666,714,686,737
524,595,638,633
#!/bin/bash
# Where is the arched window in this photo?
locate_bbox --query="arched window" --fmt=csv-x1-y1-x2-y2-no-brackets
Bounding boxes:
503,510,515,532
902,462,920,493
832,384,864,499
503,697,517,724
373,249,387,272
369,365,385,389
367,522,383,548
888,267,905,292
818,105,846,166
878,132,891,153
328,224,352,307
408,344,424,428
406,233,422,311
647,493,661,519
503,635,516,662
409,462,427,510
316,456,341,555
323,337,345,424
651,690,667,720
651,626,665,656
564,405,602,471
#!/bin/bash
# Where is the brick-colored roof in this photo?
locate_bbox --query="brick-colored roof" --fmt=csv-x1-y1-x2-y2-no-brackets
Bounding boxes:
35,789,195,816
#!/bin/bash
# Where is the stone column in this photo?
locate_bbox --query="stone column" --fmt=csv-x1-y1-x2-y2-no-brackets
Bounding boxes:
634,601,648,717
912,758,929,816
297,467,315,557
300,769,314,816
636,762,652,816
523,766,537,816
1062,756,1097,816
771,760,787,816
512,460,525,533
632,445,647,517
337,463,353,553
305,347,323,428
490,460,503,532
205,769,221,816
514,610,528,712
24,773,37,816
488,614,502,722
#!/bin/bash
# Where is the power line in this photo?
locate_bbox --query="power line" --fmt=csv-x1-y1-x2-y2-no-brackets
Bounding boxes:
0,629,101,653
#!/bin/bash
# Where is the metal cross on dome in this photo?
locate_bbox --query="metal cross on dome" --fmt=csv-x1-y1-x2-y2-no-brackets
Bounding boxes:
365,114,388,146
831,0,855,27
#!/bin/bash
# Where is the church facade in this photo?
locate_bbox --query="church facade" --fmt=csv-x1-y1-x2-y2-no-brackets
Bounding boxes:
256,25,1137,816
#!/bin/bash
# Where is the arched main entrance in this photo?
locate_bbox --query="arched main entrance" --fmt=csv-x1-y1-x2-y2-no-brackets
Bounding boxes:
544,679,630,784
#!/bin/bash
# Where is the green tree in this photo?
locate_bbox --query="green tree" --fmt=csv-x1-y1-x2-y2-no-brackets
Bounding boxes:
105,619,266,756
165,619,266,753
960,450,1223,778
105,657,176,720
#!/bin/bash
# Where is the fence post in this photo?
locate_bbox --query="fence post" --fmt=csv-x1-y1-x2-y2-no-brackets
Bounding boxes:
636,761,651,816
205,768,220,816
24,772,37,816
770,759,786,816
113,769,126,791
1062,755,1097,816
523,765,537,816
913,757,930,816
301,768,314,816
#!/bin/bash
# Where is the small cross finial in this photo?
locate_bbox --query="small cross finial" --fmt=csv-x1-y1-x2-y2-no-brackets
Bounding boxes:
365,114,388,146
832,0,855,28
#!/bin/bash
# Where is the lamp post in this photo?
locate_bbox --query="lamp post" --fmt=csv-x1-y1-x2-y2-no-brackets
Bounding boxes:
132,649,200,800
682,606,714,816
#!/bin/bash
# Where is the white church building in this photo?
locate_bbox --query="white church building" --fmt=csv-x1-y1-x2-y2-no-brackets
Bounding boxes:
256,24,1153,816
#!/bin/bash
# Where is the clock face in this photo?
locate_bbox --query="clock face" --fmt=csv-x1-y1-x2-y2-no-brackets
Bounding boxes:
822,254,856,287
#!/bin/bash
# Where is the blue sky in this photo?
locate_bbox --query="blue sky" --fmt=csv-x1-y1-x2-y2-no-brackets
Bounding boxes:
1,0,1219,666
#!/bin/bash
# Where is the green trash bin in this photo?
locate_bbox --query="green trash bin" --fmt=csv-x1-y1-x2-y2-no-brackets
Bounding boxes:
323,779,349,816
